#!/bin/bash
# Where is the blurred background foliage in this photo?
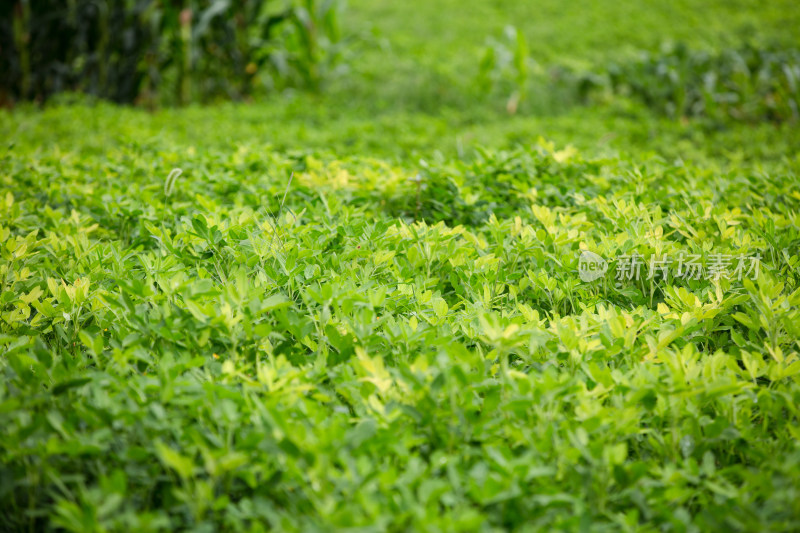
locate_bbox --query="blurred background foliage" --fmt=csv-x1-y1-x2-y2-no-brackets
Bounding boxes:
600,43,800,123
0,0,344,107
476,33,800,124
0,0,798,124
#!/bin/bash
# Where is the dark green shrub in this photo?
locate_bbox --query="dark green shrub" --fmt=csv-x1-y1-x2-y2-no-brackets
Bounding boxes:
0,0,345,106
604,42,800,122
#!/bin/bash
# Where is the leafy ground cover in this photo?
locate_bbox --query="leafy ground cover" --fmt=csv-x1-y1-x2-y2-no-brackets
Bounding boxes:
3,0,800,531
2,103,800,531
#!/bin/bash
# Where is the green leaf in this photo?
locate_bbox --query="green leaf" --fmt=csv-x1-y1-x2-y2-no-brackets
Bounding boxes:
154,440,195,479
51,378,92,396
